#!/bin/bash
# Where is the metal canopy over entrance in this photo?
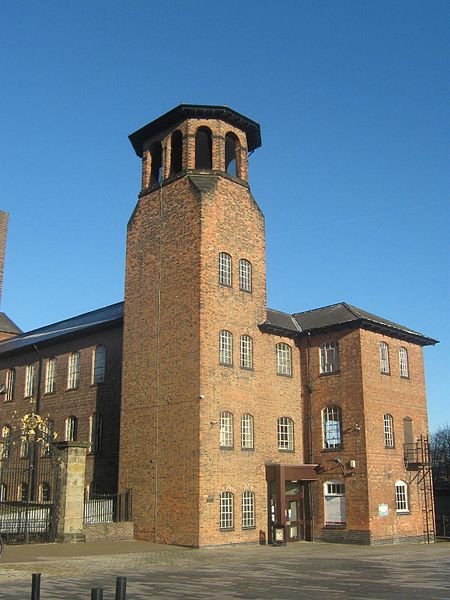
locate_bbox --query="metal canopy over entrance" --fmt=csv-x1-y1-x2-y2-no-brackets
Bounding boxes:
266,463,318,544
0,413,61,544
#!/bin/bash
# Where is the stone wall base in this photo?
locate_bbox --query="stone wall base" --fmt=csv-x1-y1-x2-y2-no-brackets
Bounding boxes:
57,532,86,544
84,522,134,542
315,529,430,545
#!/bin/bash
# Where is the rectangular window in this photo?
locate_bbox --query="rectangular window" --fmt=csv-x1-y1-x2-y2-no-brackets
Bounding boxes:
324,481,346,525
276,343,292,376
395,481,409,512
219,253,232,286
24,364,35,398
5,369,15,402
220,411,233,448
45,358,56,394
65,416,78,442
320,341,340,374
239,259,252,292
220,492,233,529
241,414,254,449
67,352,80,389
384,414,394,448
242,491,255,528
92,346,106,384
240,335,253,369
323,405,342,449
89,413,102,454
219,330,233,365
379,342,390,374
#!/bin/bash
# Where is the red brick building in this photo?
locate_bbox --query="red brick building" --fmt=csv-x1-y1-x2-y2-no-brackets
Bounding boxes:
0,105,438,546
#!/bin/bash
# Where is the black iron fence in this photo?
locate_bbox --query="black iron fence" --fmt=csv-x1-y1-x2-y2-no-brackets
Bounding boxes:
83,489,132,524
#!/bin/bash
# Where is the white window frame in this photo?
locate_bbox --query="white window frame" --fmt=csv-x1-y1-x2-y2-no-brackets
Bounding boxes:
324,480,346,525
92,345,106,384
322,405,342,449
276,343,292,376
395,480,409,513
399,347,409,378
44,358,56,394
379,342,390,374
277,417,294,451
65,416,78,442
219,491,234,529
320,341,340,374
241,414,254,449
219,330,233,366
242,491,255,529
67,352,81,389
5,368,15,402
24,364,35,398
384,413,394,448
240,335,253,369
220,411,233,448
239,259,252,292
219,252,232,286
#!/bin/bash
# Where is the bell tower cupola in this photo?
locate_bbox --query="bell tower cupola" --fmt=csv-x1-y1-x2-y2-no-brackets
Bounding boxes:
128,104,262,192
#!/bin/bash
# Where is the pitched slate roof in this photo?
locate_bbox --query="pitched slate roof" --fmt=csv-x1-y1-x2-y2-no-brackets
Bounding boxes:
0,312,22,335
262,302,438,346
0,302,124,357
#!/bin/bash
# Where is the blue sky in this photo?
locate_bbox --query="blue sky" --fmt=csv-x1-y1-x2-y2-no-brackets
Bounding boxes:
1,1,448,431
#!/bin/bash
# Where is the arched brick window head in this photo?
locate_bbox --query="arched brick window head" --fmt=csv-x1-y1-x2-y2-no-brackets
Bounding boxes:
195,127,212,169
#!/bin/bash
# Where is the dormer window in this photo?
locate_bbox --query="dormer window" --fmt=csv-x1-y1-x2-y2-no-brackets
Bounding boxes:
195,127,212,169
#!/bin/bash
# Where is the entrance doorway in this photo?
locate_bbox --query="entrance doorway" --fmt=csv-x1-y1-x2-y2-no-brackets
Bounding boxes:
285,481,305,541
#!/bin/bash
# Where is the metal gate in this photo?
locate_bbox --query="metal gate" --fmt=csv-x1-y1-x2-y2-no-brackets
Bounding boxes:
0,412,61,544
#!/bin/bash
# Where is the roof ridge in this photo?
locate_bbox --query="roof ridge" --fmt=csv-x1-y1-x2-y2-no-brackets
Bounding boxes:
293,301,344,316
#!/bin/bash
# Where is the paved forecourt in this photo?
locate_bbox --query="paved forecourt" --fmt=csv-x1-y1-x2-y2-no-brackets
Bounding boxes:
0,540,449,599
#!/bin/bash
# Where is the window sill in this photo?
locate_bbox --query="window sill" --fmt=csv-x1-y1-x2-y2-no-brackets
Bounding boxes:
219,283,232,289
276,372,293,378
219,527,235,532
384,445,396,450
66,387,80,392
241,447,255,452
380,371,390,376
219,446,234,451
43,391,55,396
319,370,340,377
240,366,254,372
321,447,343,453
242,526,256,530
396,511,411,516
400,375,410,381
219,362,233,368
323,524,346,529
239,288,252,294
278,448,295,453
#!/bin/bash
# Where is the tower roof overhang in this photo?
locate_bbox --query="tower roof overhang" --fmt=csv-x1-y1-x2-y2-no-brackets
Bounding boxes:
129,104,262,157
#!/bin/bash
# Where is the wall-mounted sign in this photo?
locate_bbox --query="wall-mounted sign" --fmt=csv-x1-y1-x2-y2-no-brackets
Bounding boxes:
378,503,389,517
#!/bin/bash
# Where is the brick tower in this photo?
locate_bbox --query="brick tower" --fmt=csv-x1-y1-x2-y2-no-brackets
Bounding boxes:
120,105,285,545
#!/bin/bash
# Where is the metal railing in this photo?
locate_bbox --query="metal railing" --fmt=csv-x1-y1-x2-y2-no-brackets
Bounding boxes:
83,489,132,524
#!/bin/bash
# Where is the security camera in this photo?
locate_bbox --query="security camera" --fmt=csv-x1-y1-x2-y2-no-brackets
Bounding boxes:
334,457,343,465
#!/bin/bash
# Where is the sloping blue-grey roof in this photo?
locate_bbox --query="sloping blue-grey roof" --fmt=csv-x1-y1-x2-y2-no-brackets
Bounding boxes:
0,313,22,335
0,302,124,357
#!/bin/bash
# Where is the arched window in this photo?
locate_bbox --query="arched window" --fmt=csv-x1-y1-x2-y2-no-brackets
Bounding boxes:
322,405,342,449
67,351,80,389
324,481,346,525
384,413,394,447
225,132,239,177
65,416,78,442
20,437,29,459
219,252,232,286
1,424,11,458
240,335,253,369
219,330,233,365
276,343,292,376
169,130,183,176
320,341,340,374
220,411,233,448
277,417,294,450
45,358,56,394
89,413,102,454
395,480,409,512
379,342,390,374
195,127,212,169
149,141,163,186
92,345,106,384
239,259,252,292
39,482,51,503
242,491,255,529
5,368,15,402
241,414,254,449
219,491,233,529
399,347,409,378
